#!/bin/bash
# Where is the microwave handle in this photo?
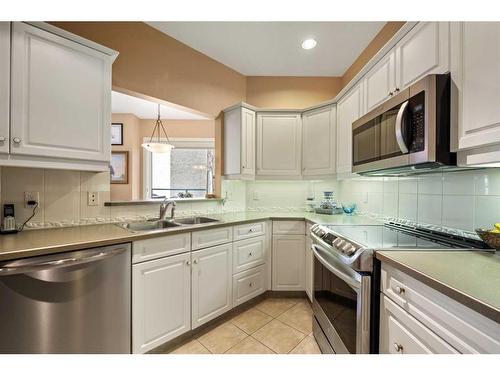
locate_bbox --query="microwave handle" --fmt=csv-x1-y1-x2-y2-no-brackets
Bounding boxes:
395,100,409,154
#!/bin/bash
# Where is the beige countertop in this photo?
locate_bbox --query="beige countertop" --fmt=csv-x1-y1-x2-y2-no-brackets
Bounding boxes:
0,211,380,262
376,250,500,324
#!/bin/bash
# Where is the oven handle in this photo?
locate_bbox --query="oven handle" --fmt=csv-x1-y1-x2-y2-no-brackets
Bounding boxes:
395,100,409,154
312,244,361,290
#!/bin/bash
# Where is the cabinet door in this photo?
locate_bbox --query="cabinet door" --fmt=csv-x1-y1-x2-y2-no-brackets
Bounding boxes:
336,83,363,176
192,243,233,328
302,105,336,176
363,51,396,112
132,252,191,353
272,235,305,291
257,113,302,176
0,22,9,155
395,22,449,91
380,295,458,354
305,237,313,302
241,107,256,177
452,22,500,150
10,23,112,162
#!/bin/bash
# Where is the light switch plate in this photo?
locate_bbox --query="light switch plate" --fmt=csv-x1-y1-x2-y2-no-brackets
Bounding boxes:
88,192,99,206
24,191,39,208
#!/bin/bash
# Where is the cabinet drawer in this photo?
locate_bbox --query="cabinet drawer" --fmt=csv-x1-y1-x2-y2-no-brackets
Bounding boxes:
232,236,266,274
381,263,500,353
132,233,191,264
232,265,266,307
191,226,233,250
233,221,266,241
272,220,305,235
380,295,458,354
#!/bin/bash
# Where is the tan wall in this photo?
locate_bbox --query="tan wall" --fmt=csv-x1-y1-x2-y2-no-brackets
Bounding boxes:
246,76,343,108
139,119,215,139
50,22,247,118
111,114,142,201
341,21,406,87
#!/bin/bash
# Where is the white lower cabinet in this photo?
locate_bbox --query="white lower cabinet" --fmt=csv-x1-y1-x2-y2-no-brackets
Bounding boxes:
191,243,233,329
132,252,191,354
380,295,458,354
272,234,306,291
232,235,265,274
232,264,266,307
305,237,313,302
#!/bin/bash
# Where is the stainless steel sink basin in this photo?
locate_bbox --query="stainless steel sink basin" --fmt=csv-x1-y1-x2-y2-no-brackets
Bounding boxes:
117,216,219,233
119,220,181,232
174,217,220,225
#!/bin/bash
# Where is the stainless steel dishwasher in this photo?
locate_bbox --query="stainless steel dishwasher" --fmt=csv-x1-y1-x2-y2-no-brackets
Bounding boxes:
0,243,131,353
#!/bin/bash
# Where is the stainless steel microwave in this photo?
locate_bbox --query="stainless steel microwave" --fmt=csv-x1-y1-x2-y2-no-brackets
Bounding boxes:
352,74,456,176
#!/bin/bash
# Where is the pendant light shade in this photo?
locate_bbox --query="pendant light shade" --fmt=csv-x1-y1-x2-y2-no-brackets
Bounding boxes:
141,104,175,153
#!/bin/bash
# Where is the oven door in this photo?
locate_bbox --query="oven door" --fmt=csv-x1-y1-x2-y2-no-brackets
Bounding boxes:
312,243,371,354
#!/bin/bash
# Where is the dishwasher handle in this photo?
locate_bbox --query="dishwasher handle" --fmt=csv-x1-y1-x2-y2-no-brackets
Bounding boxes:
0,247,127,276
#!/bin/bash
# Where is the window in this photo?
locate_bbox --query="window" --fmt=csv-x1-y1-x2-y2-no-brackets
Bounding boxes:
144,138,215,199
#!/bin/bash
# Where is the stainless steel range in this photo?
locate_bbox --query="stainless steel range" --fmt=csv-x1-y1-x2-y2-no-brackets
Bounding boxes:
309,221,492,354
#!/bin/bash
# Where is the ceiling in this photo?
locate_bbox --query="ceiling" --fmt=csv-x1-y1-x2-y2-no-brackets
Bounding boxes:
147,22,386,76
111,91,210,120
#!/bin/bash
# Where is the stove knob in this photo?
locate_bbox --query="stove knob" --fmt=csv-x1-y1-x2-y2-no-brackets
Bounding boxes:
334,239,345,248
343,244,356,255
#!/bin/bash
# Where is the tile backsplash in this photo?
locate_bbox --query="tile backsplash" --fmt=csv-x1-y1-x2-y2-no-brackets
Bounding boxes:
336,169,500,232
0,167,225,229
1,165,499,233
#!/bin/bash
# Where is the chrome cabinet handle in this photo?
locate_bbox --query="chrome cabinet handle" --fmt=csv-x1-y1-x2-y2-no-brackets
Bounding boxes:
12,137,21,144
394,87,400,93
388,91,394,97
186,260,191,266
248,228,253,232
0,136,5,142
249,282,253,287
394,286,405,295
248,252,253,257
193,259,198,264
394,343,403,353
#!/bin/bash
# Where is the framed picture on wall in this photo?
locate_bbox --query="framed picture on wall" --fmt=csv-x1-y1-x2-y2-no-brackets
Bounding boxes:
110,151,129,184
111,123,124,145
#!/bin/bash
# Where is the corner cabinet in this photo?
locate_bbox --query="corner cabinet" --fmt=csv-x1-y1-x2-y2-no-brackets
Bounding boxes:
451,22,500,166
302,105,336,176
0,23,9,155
336,83,364,177
256,112,302,177
2,22,118,171
223,105,256,179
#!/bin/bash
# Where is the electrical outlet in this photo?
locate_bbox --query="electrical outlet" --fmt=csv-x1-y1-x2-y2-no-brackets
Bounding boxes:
87,192,99,206
24,191,39,208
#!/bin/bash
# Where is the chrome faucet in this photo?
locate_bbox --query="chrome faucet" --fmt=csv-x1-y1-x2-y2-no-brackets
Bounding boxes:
159,198,176,221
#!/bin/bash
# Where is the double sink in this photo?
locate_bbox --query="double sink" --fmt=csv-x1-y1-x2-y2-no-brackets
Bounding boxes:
117,216,220,233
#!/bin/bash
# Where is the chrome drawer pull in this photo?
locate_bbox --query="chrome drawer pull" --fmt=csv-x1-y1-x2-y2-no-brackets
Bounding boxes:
394,343,403,353
394,286,405,295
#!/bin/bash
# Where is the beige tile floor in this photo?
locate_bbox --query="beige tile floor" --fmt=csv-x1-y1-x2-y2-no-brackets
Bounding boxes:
169,297,321,354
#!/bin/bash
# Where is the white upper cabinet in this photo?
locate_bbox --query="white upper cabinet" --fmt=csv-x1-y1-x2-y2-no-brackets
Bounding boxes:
302,105,336,176
0,23,9,155
451,22,500,154
364,51,396,112
336,83,363,176
394,22,449,91
223,105,256,178
8,22,116,170
256,112,302,177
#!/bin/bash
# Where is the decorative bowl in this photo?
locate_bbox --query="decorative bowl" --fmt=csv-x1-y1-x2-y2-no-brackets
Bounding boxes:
342,203,357,216
475,229,500,250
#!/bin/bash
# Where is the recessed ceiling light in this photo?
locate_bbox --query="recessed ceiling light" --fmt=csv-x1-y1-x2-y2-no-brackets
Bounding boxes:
301,39,317,50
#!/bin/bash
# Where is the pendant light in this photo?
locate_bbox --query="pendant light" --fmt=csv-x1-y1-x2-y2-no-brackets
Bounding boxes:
141,103,174,153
